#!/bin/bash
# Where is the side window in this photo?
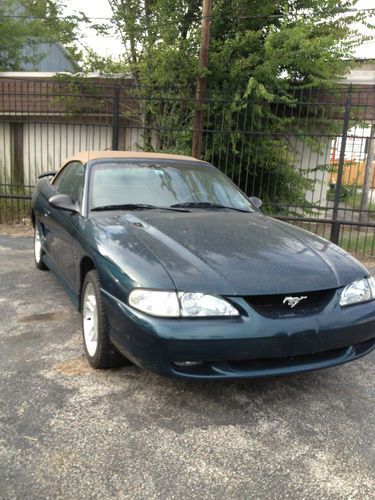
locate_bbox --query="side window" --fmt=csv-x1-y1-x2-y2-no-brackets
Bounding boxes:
53,161,85,203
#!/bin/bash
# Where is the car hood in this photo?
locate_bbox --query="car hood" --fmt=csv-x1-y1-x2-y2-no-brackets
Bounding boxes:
94,211,368,296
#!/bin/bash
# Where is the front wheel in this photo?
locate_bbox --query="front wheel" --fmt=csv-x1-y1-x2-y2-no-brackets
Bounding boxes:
82,270,126,369
34,223,48,270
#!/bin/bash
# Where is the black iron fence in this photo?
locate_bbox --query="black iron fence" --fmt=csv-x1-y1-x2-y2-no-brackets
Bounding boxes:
0,77,374,256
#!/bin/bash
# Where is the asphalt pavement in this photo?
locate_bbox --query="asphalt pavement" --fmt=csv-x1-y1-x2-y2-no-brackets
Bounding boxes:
0,235,374,499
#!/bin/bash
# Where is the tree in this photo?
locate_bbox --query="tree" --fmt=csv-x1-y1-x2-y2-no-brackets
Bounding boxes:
0,0,82,71
91,1,373,93
86,1,374,211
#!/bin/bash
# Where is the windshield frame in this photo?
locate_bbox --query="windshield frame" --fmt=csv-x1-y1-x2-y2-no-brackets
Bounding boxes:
85,158,256,216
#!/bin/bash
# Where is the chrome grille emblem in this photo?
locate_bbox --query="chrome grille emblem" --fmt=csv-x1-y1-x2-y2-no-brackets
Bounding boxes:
283,296,307,308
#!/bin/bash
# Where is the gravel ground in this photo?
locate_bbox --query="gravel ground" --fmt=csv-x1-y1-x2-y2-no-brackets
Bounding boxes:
0,235,374,499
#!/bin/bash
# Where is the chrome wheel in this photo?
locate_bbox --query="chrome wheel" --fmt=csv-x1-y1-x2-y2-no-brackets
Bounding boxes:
34,225,42,264
83,282,99,357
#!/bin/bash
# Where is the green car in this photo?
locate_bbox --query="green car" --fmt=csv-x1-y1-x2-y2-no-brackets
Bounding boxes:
31,151,375,379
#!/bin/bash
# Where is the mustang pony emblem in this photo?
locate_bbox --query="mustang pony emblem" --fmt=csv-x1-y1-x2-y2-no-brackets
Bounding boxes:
283,296,308,308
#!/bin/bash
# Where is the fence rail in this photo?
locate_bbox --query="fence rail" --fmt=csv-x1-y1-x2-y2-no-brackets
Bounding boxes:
0,77,374,256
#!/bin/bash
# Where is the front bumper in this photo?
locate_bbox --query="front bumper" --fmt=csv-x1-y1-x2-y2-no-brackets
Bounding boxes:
102,290,375,379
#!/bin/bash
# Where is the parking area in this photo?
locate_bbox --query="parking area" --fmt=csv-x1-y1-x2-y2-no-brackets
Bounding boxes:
0,234,374,499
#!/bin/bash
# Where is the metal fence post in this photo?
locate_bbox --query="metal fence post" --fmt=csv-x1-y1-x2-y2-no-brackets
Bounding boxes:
359,121,375,223
330,85,352,244
112,85,120,151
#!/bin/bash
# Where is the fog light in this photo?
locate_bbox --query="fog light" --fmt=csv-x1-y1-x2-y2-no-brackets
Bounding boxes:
174,361,203,367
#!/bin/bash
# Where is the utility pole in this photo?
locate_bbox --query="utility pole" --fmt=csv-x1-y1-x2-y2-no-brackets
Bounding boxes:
192,0,212,159
359,122,375,223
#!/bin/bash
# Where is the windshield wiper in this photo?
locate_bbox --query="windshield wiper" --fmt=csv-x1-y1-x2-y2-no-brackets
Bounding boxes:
170,202,251,213
91,203,190,212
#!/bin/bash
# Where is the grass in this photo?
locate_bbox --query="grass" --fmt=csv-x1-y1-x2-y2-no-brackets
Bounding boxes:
346,191,375,213
0,198,31,224
290,221,375,257
339,229,375,256
327,185,375,215
0,184,32,224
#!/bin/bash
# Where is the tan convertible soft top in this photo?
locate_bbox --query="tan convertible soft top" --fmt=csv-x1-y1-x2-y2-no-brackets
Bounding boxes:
63,150,205,165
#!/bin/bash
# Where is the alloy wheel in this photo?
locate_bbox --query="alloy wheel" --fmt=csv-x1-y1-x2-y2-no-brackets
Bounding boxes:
34,226,42,264
83,282,99,357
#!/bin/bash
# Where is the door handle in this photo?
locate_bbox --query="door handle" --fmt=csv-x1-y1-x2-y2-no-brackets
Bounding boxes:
43,209,50,217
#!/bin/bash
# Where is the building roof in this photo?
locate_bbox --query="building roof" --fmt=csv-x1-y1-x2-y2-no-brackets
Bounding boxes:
19,42,77,72
65,150,204,165
341,60,375,85
0,71,126,79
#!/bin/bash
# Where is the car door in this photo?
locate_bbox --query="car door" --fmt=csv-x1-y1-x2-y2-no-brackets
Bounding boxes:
45,161,85,291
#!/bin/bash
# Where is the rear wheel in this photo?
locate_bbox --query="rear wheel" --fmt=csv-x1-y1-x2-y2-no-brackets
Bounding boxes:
34,223,48,270
82,270,125,369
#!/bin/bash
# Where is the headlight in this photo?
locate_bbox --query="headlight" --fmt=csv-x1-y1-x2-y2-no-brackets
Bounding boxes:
128,289,239,317
340,277,375,307
128,289,180,317
179,292,239,317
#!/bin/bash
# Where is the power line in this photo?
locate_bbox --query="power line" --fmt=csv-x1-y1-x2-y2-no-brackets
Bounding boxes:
202,8,375,20
0,7,374,22
0,8,373,44
0,14,105,20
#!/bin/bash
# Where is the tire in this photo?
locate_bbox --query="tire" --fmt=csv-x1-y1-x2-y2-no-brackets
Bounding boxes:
34,223,48,270
81,269,126,369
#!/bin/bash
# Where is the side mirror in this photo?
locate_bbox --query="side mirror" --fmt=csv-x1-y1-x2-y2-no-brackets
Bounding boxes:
249,196,262,209
49,194,79,213
38,171,56,179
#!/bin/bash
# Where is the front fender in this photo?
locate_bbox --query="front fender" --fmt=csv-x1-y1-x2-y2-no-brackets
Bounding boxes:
77,218,176,306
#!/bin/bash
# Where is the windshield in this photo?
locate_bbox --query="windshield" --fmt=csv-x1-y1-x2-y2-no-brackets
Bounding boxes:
89,161,254,212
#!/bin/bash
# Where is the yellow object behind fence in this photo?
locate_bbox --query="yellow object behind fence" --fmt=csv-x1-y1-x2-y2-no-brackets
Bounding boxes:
329,161,375,188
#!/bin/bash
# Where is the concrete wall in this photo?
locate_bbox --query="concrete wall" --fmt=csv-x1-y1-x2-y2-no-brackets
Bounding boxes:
290,137,331,208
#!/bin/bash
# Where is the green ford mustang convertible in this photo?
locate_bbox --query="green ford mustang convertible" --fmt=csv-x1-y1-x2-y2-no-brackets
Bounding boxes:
31,151,375,379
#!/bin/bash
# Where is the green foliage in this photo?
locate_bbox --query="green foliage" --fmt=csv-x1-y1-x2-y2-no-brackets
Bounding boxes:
292,221,375,256
339,230,375,256
85,0,374,212
51,74,108,118
0,0,83,71
0,181,31,224
327,183,356,202
327,184,375,215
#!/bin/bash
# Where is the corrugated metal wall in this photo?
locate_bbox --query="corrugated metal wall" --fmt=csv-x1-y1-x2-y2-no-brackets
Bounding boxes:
0,121,146,186
19,43,75,72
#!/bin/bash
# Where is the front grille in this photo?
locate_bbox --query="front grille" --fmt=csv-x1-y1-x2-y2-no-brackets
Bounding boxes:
228,338,375,371
245,288,337,318
171,338,375,376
